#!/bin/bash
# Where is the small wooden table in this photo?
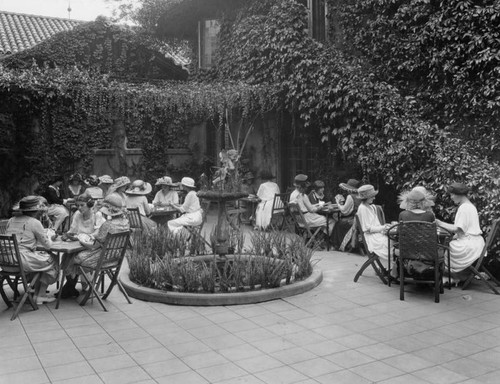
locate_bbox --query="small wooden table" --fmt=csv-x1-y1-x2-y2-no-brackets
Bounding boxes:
150,207,178,226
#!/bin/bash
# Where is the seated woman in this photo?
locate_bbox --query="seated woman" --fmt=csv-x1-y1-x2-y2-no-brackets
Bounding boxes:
84,175,104,200
308,180,326,206
5,196,58,304
254,170,280,230
125,180,157,232
64,192,105,240
106,176,131,209
398,187,435,222
291,174,333,237
436,182,484,283
153,176,179,207
356,184,391,262
332,178,361,251
44,176,70,232
168,177,203,235
98,175,114,197
62,194,130,296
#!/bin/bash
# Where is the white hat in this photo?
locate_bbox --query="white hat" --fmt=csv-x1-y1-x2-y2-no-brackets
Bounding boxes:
181,177,196,189
125,180,152,195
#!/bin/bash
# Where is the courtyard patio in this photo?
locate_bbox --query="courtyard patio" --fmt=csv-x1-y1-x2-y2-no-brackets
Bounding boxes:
1,231,500,384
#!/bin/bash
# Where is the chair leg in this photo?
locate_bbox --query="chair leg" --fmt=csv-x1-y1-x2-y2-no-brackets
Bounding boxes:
462,266,500,295
102,270,132,304
78,268,108,311
0,277,13,308
12,273,40,321
354,255,377,282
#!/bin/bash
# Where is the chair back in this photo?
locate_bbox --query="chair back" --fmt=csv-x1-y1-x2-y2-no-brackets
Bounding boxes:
354,205,384,256
127,208,143,230
0,234,23,271
398,221,438,263
96,231,130,270
288,202,312,235
271,193,290,214
472,219,500,270
0,219,8,234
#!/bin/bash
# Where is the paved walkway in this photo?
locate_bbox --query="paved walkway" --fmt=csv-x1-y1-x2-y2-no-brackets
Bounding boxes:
1,214,500,383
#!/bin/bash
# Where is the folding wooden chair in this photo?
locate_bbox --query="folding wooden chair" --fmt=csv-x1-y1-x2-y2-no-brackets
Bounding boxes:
270,193,291,231
76,231,132,311
288,202,325,248
461,219,500,294
0,219,9,234
396,221,449,303
353,205,389,285
0,234,41,320
127,208,144,231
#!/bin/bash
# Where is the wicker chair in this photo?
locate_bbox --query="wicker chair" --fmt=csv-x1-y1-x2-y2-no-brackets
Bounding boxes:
394,221,450,303
461,219,500,294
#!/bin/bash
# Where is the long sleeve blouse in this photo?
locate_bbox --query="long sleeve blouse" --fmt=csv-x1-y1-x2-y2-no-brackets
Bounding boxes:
179,191,201,213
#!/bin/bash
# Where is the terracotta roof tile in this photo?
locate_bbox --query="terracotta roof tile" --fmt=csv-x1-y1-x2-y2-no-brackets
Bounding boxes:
0,11,83,55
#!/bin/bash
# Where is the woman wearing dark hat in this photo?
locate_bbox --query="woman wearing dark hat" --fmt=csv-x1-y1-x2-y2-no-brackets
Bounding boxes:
356,185,392,262
168,177,203,234
125,180,157,232
61,194,130,297
5,196,58,304
255,170,280,230
332,179,362,251
436,182,484,283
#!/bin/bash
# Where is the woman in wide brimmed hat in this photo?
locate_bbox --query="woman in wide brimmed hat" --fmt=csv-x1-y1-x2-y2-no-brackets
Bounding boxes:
98,175,114,197
5,196,58,304
332,178,362,251
356,185,392,262
436,182,484,282
153,176,179,207
398,187,435,221
125,180,156,232
255,170,280,230
62,193,130,297
106,176,131,207
168,177,203,235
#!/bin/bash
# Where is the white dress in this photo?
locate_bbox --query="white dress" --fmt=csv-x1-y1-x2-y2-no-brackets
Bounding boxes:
448,202,484,273
357,203,389,260
255,181,280,229
168,191,203,234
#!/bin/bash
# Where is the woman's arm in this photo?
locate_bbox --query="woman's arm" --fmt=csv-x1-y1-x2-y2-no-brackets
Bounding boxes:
142,196,151,216
337,195,354,215
435,219,462,234
302,194,319,213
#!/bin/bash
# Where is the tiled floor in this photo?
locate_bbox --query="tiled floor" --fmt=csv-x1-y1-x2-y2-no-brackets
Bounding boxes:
2,226,500,383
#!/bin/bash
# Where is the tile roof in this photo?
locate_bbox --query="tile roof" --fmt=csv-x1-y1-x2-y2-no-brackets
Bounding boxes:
0,11,83,55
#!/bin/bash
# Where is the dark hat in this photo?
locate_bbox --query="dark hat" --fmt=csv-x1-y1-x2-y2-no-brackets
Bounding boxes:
19,196,45,212
339,179,361,191
260,170,275,181
293,174,308,186
448,182,469,195
312,180,325,190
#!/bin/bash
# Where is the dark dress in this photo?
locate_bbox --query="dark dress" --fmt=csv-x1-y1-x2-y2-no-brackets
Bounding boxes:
332,195,361,251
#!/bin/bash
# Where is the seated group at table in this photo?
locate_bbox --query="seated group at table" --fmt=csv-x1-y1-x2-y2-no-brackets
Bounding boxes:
355,182,484,285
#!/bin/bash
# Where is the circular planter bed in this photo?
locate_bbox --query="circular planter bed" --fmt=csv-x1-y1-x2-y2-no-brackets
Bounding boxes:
120,261,323,306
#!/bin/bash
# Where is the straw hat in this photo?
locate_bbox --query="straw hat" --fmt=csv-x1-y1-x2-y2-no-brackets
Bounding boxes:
98,175,114,185
155,176,175,186
448,182,469,195
125,180,152,195
356,185,378,200
181,177,196,189
112,176,131,189
398,186,435,210
19,196,46,212
339,179,361,192
99,194,125,217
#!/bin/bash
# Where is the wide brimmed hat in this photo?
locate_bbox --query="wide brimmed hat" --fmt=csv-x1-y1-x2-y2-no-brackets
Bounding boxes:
181,177,196,189
85,187,103,199
260,170,275,181
98,175,114,185
125,180,152,195
399,186,435,210
448,182,469,195
69,173,83,182
339,179,361,192
85,175,100,187
19,196,46,212
99,194,125,217
356,184,378,200
112,176,131,189
156,176,175,186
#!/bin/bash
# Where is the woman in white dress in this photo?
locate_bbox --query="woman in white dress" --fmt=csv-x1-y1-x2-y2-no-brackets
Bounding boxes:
436,182,484,282
153,176,179,206
125,180,157,232
254,170,280,230
356,185,391,261
168,177,203,234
